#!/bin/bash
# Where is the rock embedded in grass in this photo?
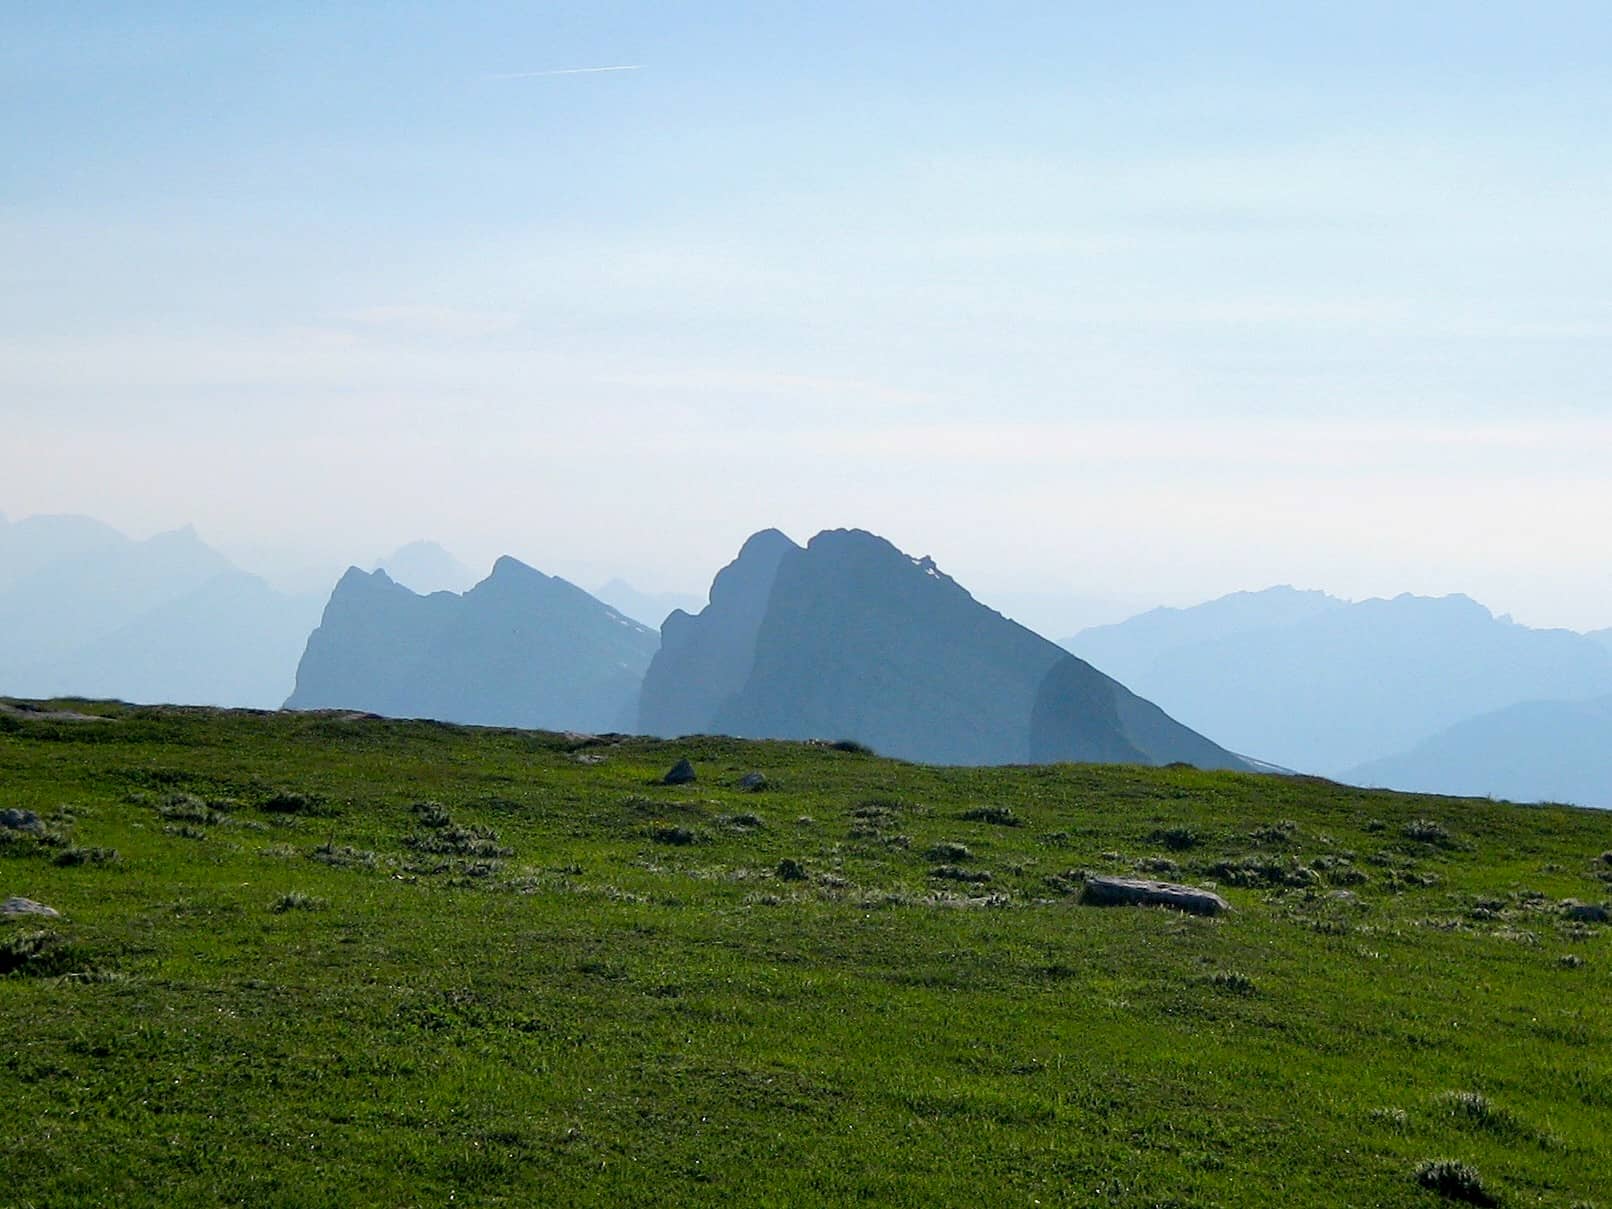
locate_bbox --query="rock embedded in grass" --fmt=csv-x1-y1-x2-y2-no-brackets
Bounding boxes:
662,759,697,785
2,896,61,918
1,809,42,832
1561,900,1610,923
1081,875,1230,916
737,772,767,791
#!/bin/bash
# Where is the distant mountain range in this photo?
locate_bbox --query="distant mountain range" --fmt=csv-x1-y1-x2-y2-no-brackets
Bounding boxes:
1064,585,1612,788
1346,695,1612,810
9,507,1612,798
286,558,658,732
0,512,322,708
641,528,1252,769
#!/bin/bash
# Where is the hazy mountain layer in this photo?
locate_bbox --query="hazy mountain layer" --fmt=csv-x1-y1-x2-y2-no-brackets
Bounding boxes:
1065,588,1612,775
643,528,1251,769
1346,695,1612,809
11,570,324,708
287,557,658,732
373,540,477,596
0,514,321,707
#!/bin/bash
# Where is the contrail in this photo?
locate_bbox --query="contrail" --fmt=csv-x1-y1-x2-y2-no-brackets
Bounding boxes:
486,65,642,80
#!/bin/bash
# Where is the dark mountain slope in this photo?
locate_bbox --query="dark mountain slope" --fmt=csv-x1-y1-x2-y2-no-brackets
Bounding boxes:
637,529,798,737
286,557,658,732
645,528,1250,769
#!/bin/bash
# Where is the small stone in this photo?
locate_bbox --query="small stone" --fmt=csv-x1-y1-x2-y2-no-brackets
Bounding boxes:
737,772,768,792
2,896,60,918
0,808,41,832
662,759,696,786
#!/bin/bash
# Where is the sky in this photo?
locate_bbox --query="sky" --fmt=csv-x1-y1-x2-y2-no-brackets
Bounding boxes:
4,2,1611,632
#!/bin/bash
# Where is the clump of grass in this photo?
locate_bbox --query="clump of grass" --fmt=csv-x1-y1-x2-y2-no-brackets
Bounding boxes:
1404,818,1453,846
163,823,208,841
270,891,324,913
959,806,1021,827
650,823,699,846
1206,855,1316,888
930,865,992,884
1437,1091,1521,1136
261,790,331,816
1151,826,1199,851
1136,856,1178,875
927,842,973,862
0,928,76,976
157,793,226,825
406,822,511,859
310,842,379,869
1207,970,1257,995
1369,1107,1409,1129
410,800,453,829
776,858,808,882
829,739,875,755
720,813,765,830
1414,1158,1498,1206
1250,820,1297,846
52,845,119,867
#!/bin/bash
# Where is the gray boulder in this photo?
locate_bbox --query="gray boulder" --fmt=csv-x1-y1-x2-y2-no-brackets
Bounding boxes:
2,896,60,918
662,759,697,785
0,808,41,831
1082,875,1230,916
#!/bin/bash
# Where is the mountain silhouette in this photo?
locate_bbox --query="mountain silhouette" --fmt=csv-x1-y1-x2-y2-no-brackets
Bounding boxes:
286,557,658,731
641,528,1251,768
1065,587,1612,775
1346,695,1612,809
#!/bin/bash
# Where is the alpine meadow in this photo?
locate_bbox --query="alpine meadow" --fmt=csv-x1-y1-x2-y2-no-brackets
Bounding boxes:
3,701,1610,1206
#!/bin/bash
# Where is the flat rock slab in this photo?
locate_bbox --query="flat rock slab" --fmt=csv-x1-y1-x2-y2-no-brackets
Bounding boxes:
2,897,61,918
1082,875,1230,916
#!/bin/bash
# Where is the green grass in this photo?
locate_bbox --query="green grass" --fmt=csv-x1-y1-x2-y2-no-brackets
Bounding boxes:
2,701,1610,1207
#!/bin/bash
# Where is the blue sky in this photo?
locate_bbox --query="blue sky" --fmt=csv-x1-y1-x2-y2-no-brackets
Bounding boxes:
4,3,1610,629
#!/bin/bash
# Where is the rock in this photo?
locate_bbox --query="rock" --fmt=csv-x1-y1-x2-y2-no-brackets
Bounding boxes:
738,771,768,791
662,758,697,785
1081,875,1230,916
2,896,60,918
0,808,41,832
572,752,605,765
1562,900,1610,923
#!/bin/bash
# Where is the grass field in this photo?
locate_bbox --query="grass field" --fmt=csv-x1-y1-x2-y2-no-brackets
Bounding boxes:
3,700,1610,1207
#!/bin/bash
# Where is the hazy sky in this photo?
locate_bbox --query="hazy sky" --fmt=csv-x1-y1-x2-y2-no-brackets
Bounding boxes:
5,3,1610,630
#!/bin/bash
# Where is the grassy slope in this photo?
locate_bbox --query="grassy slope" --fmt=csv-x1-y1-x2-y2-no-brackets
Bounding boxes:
2,702,1610,1208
